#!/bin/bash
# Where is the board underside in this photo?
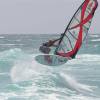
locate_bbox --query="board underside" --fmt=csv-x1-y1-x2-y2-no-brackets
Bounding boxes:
35,54,70,66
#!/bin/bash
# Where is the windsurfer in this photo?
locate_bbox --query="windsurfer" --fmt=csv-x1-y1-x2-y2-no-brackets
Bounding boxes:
39,38,60,54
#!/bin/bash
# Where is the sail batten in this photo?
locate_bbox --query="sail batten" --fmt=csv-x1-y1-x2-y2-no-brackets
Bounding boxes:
68,30,78,40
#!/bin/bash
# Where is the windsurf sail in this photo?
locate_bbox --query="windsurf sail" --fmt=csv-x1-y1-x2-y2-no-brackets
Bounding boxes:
54,0,98,58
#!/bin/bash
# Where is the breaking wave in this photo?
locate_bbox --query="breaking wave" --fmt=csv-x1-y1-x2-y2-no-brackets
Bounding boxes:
0,48,100,100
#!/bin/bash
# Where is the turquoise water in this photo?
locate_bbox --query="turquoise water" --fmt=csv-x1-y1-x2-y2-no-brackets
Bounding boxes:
0,34,100,100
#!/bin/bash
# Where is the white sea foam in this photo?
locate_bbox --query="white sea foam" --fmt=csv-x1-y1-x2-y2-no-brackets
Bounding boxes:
0,36,5,39
0,44,24,46
44,93,59,100
90,34,99,38
45,94,100,100
67,54,100,65
10,60,40,82
91,39,100,42
0,73,9,75
9,53,100,99
60,73,93,93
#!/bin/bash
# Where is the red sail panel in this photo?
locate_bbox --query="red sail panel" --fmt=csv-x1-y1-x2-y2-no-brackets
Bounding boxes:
55,0,98,58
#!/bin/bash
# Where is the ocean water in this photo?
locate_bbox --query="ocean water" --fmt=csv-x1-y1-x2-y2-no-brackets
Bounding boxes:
0,34,100,100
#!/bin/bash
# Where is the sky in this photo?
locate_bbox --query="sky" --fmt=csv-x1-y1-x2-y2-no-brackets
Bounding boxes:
0,0,99,34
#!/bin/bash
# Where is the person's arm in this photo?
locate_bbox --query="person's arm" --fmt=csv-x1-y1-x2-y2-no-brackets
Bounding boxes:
42,34,62,47
52,33,63,43
52,37,61,44
51,38,61,47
